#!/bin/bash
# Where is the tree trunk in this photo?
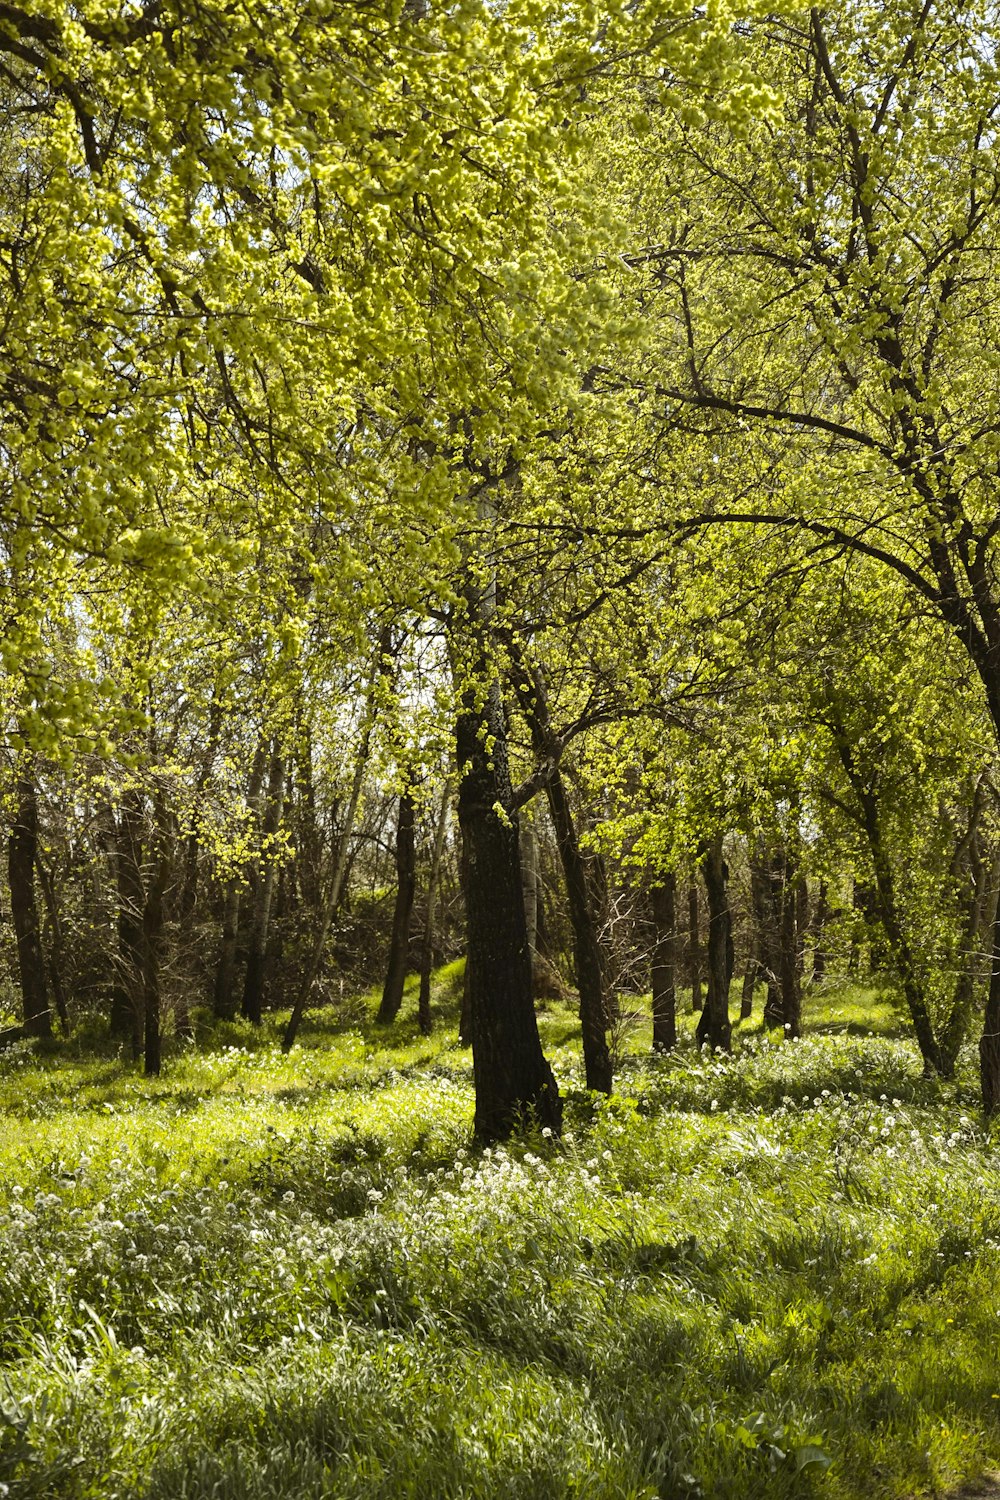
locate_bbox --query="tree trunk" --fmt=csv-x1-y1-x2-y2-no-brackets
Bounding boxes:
377,790,417,1023
650,871,677,1052
981,906,1000,1117
545,766,612,1093
456,680,561,1140
779,847,802,1039
509,655,612,1093
282,712,371,1052
696,835,732,1051
8,767,51,1038
521,817,539,956
687,880,702,1012
113,787,145,1053
241,745,285,1025
212,879,242,1020
33,847,69,1032
418,779,451,1036
142,854,169,1077
810,879,830,982
836,740,945,1075
740,947,759,1021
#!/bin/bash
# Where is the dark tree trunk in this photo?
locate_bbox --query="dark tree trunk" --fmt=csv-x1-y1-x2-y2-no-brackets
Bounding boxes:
810,879,830,982
418,779,450,1037
650,872,677,1053
33,848,69,1032
8,768,51,1038
740,948,759,1021
212,879,242,1020
179,697,223,924
377,790,417,1024
696,835,732,1051
687,880,702,1012
836,740,945,1075
510,657,611,1093
981,908,1000,1117
456,682,561,1140
241,745,285,1025
142,856,169,1077
545,767,612,1093
113,787,145,1054
779,849,802,1039
761,852,785,1028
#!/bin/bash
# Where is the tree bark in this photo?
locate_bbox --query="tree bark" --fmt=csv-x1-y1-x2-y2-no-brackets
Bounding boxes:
650,871,677,1052
418,778,451,1036
377,790,417,1023
8,766,51,1038
836,740,945,1075
456,680,561,1140
142,853,169,1077
113,786,145,1054
241,744,285,1025
509,655,611,1093
687,880,702,1012
212,879,242,1020
696,835,732,1050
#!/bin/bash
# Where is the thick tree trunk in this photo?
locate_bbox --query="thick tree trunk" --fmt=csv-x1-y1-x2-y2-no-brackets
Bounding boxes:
687,880,702,1012
521,818,539,956
650,872,677,1053
241,745,285,1025
696,835,732,1051
456,682,561,1140
8,768,51,1038
418,779,451,1037
377,790,417,1024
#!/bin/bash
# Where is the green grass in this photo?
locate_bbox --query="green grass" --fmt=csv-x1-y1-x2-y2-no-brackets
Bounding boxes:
1,975,998,1499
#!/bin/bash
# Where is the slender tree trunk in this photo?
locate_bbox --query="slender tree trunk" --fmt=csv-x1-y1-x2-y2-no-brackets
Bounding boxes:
779,847,802,1039
521,817,539,956
761,852,786,1028
418,779,451,1036
836,741,945,1075
696,835,732,1051
241,745,285,1025
510,655,611,1093
981,905,1000,1117
377,790,417,1023
142,854,169,1077
456,682,561,1139
810,879,830,983
8,767,51,1038
545,767,612,1093
687,880,702,1012
282,716,371,1052
213,880,242,1020
650,872,677,1052
33,848,69,1032
114,787,145,1055
740,948,758,1021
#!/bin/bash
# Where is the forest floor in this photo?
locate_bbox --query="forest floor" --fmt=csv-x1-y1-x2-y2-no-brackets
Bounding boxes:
0,969,998,1500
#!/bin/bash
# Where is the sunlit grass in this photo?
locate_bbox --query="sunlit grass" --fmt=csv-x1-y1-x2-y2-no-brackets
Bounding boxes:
1,970,997,1498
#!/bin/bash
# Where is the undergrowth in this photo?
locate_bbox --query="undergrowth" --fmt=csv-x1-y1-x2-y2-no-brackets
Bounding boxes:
0,976,998,1499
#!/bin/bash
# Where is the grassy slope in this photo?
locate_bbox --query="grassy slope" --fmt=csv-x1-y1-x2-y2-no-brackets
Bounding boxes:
0,968,998,1500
